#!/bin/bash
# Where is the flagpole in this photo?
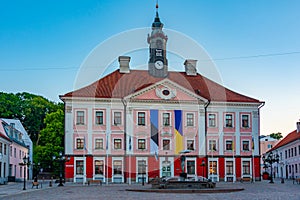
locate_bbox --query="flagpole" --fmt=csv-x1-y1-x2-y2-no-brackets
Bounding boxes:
106,132,109,185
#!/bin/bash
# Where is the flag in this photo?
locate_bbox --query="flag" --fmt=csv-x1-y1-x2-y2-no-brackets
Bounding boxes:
174,110,183,154
155,150,159,161
129,136,132,151
106,133,109,150
150,110,159,154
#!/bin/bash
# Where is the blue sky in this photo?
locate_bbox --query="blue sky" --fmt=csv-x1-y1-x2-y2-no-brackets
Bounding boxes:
0,0,299,136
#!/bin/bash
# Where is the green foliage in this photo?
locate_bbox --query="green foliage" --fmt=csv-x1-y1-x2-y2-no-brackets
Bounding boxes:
0,92,64,174
0,92,63,144
270,132,283,140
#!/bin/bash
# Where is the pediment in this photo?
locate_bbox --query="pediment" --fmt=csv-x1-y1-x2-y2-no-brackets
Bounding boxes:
124,79,208,103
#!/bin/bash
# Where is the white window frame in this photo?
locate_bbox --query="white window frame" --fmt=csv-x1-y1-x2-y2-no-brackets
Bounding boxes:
225,140,233,151
162,139,171,150
162,112,171,126
224,113,234,128
186,139,195,151
241,114,250,128
242,140,250,151
95,138,104,150
137,111,146,126
208,113,217,127
208,139,217,151
186,113,194,127
95,110,104,125
113,111,122,126
137,138,146,150
76,110,85,125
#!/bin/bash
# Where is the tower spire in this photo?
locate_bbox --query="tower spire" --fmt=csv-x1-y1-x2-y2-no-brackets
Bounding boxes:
152,0,163,29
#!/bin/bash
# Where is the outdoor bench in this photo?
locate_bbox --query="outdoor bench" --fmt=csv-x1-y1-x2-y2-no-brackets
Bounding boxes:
32,181,40,189
88,180,102,186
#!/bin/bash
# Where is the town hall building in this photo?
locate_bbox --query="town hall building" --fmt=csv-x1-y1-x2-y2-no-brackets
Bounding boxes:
60,6,264,183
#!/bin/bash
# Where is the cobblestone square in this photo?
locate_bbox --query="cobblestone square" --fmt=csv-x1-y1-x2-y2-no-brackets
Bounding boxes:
1,179,299,200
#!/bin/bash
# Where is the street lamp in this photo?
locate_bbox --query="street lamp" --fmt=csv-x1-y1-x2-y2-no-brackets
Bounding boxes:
52,152,69,186
262,152,279,183
200,160,206,178
19,155,30,190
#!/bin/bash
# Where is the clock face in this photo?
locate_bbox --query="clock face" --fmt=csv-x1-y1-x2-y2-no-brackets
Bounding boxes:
154,60,164,69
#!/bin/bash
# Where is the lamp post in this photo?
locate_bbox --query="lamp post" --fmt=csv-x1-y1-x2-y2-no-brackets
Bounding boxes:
19,155,30,190
52,152,69,186
200,160,206,178
262,152,279,183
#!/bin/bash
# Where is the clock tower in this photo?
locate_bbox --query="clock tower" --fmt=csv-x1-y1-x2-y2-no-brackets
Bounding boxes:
147,4,168,78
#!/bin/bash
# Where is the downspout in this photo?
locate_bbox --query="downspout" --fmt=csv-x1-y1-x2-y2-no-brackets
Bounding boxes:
204,100,210,178
257,101,265,181
121,98,127,183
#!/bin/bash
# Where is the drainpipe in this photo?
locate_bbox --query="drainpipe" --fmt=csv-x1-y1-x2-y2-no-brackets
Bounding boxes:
257,101,265,181
204,100,210,179
121,98,127,183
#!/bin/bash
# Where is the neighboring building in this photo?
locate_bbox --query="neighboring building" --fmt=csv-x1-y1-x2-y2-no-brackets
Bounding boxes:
260,135,279,174
1,119,33,180
0,119,11,184
0,119,31,182
60,6,264,183
266,122,300,179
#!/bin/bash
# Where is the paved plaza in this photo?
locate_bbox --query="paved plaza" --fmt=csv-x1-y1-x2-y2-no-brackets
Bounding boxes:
0,179,299,200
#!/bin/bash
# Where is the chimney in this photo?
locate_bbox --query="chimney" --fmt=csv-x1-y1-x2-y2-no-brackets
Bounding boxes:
118,56,131,73
297,121,300,133
184,59,197,76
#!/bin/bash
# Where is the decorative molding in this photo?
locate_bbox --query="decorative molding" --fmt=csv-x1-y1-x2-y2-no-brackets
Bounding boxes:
155,86,176,100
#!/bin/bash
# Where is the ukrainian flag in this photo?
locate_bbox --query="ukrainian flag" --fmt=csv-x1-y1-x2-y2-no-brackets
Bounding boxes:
174,110,183,154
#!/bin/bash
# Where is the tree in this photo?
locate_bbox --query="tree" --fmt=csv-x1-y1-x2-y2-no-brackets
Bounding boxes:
270,132,283,140
35,109,64,172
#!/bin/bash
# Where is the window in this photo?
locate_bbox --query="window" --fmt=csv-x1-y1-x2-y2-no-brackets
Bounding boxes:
296,164,298,174
186,113,194,126
225,140,233,151
162,161,171,177
95,160,104,175
267,144,272,149
291,148,294,157
163,113,170,126
242,141,250,151
76,160,84,175
113,160,122,175
138,139,146,150
208,114,216,127
209,140,217,151
295,147,297,156
187,140,194,150
0,143,2,153
95,139,103,149
209,161,217,175
4,144,6,155
14,148,16,158
187,161,195,174
241,115,249,128
163,139,170,150
10,146,12,157
138,160,146,175
76,111,85,125
95,111,104,125
242,161,250,175
114,139,122,150
138,112,146,126
225,114,233,127
76,138,84,149
19,150,21,159
114,112,122,125
285,150,287,159
288,149,290,157
226,161,234,175
225,114,234,128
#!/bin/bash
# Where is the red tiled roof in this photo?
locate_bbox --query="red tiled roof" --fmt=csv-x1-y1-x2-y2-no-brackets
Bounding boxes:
269,130,300,151
61,70,261,103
